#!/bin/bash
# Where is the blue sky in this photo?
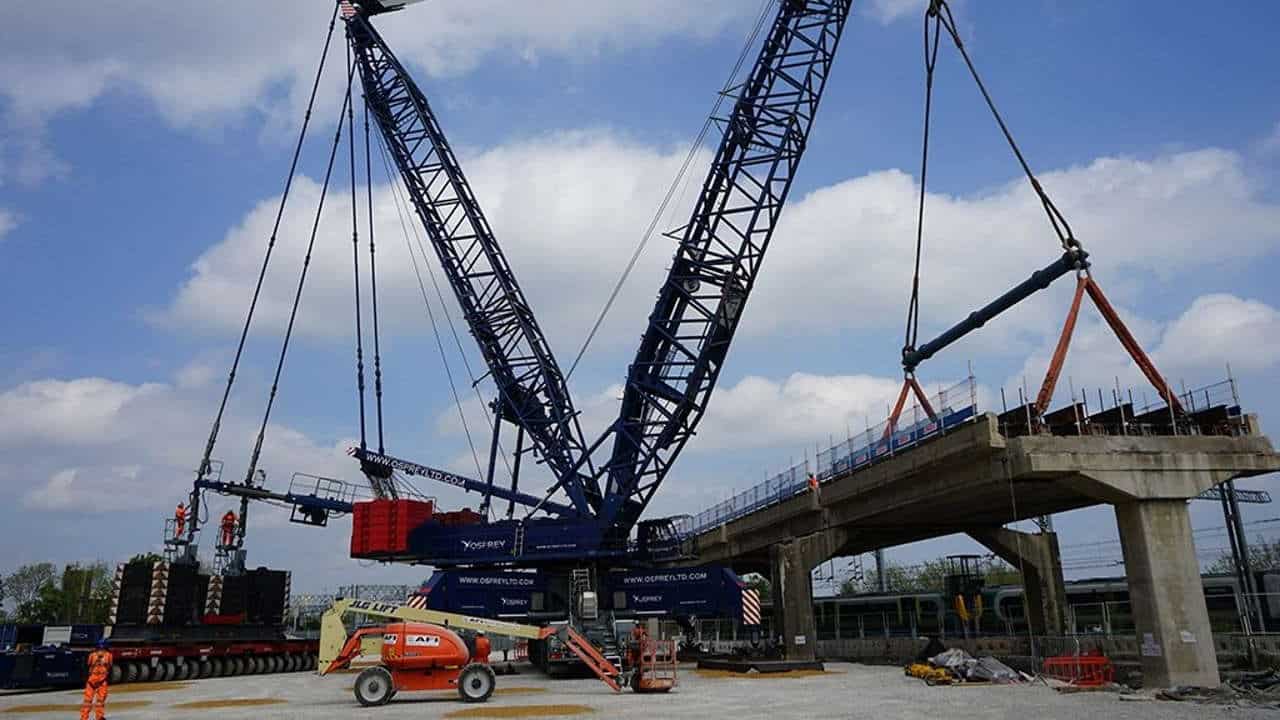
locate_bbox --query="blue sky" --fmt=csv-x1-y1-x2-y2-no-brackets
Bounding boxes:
2,0,1279,592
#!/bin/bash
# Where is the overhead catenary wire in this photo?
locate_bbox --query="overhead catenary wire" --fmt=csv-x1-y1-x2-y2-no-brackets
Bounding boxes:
243,60,357,486
563,0,778,381
194,2,340,482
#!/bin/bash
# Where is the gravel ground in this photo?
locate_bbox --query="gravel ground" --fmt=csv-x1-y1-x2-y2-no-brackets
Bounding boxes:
0,663,1271,720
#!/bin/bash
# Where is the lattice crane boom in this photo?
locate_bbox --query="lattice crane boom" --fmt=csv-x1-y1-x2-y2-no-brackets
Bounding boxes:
345,9,597,515
590,0,852,533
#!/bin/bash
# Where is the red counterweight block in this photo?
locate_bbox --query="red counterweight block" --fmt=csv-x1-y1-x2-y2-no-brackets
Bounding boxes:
351,499,434,557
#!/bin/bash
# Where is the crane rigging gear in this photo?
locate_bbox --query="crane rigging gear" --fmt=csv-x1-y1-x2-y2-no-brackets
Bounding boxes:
897,0,1089,379
186,2,343,542
897,0,1183,425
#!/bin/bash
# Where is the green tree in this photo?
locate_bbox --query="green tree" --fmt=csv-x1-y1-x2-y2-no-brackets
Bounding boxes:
7,562,114,624
839,555,1023,595
3,563,57,613
17,582,64,624
1207,536,1280,574
60,563,113,623
742,573,771,603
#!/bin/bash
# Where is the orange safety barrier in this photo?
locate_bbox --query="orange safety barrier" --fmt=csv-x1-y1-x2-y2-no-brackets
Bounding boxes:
513,640,528,661
1042,654,1114,687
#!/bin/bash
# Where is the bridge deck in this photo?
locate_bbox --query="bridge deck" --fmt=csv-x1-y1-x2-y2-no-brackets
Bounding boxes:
692,412,1280,568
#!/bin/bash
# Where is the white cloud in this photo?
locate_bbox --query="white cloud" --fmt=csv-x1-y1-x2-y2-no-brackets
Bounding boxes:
159,134,1280,376
745,148,1280,352
0,376,356,513
1012,293,1280,410
865,0,930,25
1158,295,1280,373
0,210,14,241
0,1,748,185
1263,121,1280,155
689,373,904,452
156,131,707,356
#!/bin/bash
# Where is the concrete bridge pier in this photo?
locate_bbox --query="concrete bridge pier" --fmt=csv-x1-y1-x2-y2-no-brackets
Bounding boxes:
969,527,1067,636
1114,499,1219,688
770,529,845,661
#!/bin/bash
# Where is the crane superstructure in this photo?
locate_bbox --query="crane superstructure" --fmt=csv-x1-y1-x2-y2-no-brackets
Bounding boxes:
345,0,852,567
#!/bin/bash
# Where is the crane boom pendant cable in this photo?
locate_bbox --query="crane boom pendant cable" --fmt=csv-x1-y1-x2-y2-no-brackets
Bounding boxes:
243,61,358,486
347,39,370,451
371,129,488,487
364,100,386,454
193,2,340,493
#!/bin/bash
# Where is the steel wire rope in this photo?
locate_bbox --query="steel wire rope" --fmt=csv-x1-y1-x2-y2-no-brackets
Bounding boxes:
195,2,340,479
929,0,1077,251
563,0,778,381
902,0,1087,369
363,101,387,454
243,60,357,485
370,132,488,486
368,117,517,505
999,455,1042,668
346,40,370,450
902,11,942,359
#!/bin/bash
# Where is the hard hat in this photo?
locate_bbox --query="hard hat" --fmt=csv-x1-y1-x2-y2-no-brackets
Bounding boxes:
96,638,109,649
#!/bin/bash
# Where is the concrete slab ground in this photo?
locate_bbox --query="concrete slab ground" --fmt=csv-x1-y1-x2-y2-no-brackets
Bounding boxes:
0,664,1271,720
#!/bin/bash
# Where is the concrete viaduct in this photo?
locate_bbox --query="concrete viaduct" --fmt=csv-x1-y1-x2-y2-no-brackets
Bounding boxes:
689,412,1280,687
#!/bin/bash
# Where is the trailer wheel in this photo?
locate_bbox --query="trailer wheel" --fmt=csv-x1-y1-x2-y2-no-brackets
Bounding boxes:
457,663,496,703
108,663,123,684
179,662,194,680
226,657,241,675
271,655,283,673
308,653,318,670
288,654,300,672
354,666,395,707
124,661,139,683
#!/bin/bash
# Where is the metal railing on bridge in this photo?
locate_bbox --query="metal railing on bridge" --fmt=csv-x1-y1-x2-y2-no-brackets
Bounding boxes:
686,376,979,535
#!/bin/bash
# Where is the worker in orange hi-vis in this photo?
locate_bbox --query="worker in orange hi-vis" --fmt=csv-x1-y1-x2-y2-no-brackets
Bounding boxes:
473,632,491,664
807,472,819,493
173,502,187,539
626,623,649,669
80,638,112,720
220,510,237,548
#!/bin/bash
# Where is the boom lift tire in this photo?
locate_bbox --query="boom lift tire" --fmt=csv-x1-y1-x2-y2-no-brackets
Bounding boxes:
354,666,395,707
457,663,496,703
